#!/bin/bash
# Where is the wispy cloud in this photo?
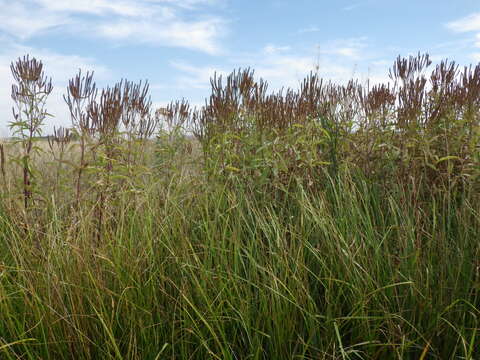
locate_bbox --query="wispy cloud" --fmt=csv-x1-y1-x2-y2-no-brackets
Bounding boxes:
170,61,229,89
34,0,153,16
254,54,317,88
98,18,225,54
35,0,220,16
263,44,291,55
320,37,369,60
0,0,226,54
446,12,480,61
447,12,480,32
298,26,321,34
343,2,363,11
0,1,70,39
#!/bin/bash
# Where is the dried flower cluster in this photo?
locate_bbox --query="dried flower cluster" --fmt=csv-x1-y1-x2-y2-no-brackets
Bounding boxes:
191,53,480,198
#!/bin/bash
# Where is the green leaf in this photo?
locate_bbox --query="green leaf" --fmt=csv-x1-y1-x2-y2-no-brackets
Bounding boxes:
436,156,460,164
225,165,241,172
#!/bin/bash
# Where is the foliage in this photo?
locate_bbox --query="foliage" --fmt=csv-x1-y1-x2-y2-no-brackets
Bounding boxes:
0,53,478,359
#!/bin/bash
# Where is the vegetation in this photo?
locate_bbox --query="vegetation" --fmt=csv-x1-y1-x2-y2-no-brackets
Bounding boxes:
0,53,479,359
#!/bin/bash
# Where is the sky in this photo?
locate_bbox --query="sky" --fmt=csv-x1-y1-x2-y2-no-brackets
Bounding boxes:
0,0,479,135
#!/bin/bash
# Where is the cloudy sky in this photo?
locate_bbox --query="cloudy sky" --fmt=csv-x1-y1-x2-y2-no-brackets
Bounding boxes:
0,0,479,135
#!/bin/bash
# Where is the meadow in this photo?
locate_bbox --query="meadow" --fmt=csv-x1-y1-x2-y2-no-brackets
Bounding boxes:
0,53,479,359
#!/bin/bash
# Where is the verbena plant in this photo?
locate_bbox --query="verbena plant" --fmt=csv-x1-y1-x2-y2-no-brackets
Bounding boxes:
9,55,53,211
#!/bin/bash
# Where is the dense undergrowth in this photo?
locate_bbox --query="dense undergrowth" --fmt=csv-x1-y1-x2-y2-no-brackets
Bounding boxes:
0,53,479,359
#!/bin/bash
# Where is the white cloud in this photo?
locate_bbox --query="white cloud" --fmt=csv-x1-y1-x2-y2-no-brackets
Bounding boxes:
0,0,225,54
171,61,229,89
320,37,368,60
34,0,151,16
447,13,480,32
0,1,70,39
446,13,480,60
253,54,317,88
34,0,218,15
298,26,320,34
263,44,291,55
98,18,225,54
472,53,480,62
246,46,349,87
334,48,358,57
343,2,363,11
148,0,222,9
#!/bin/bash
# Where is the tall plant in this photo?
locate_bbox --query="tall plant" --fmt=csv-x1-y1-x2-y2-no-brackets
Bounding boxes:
64,70,97,209
86,79,153,242
10,55,53,210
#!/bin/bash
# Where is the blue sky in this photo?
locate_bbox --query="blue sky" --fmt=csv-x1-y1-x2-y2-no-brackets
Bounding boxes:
0,0,479,135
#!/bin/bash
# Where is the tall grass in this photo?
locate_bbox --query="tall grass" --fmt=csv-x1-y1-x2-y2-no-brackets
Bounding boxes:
0,53,478,359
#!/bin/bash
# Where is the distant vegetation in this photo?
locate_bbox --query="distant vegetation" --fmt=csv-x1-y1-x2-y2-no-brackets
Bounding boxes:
0,53,478,359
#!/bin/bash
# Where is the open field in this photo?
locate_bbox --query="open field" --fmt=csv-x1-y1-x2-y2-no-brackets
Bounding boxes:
0,54,479,359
